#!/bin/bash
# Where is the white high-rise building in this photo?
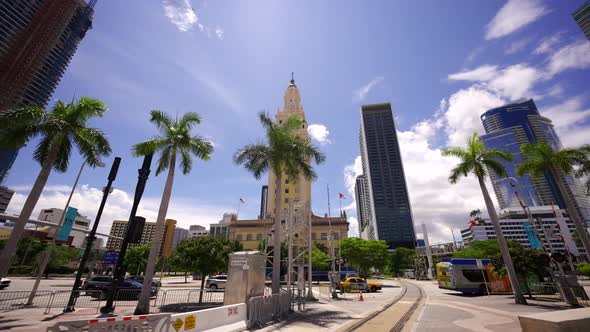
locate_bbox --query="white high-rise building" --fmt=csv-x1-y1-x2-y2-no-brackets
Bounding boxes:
460,206,585,256
188,225,209,239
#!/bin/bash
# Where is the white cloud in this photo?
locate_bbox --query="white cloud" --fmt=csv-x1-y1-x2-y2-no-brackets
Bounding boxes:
6,184,232,241
448,65,499,81
307,124,332,145
353,77,384,101
541,97,590,147
163,0,198,32
534,32,564,55
448,64,541,101
505,38,531,55
485,0,549,40
546,40,590,77
162,0,224,40
444,86,505,146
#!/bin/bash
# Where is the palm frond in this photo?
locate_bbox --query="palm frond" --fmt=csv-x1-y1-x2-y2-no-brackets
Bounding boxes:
179,146,192,175
482,148,514,163
33,135,53,166
448,161,471,184
68,97,108,122
0,106,45,147
156,146,173,175
188,136,213,161
258,112,275,131
441,146,469,159
53,135,72,173
149,110,173,133
132,137,168,157
233,143,270,179
177,112,201,131
481,159,507,178
73,127,112,167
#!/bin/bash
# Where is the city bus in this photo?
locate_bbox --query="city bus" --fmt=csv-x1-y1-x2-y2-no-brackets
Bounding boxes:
436,258,494,295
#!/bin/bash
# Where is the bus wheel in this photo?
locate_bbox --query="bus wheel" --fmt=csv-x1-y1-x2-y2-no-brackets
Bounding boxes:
479,284,487,296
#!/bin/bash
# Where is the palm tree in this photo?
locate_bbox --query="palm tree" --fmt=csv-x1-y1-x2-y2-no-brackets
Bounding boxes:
132,110,213,315
0,98,111,278
516,142,590,261
442,132,527,305
574,144,590,195
234,112,325,293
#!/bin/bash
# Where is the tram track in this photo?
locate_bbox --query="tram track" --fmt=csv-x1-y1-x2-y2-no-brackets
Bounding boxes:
341,280,424,332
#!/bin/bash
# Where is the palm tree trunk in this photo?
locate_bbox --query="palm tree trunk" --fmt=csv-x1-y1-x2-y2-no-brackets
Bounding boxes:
478,176,527,305
549,166,590,261
271,172,283,294
134,152,176,315
0,143,59,278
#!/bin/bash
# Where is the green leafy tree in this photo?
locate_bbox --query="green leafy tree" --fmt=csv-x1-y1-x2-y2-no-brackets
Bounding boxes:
305,244,330,271
340,237,389,280
442,132,527,305
390,247,415,277
574,145,590,194
0,98,111,277
169,237,239,303
313,242,329,254
234,112,325,293
576,263,590,277
132,111,213,314
124,243,151,276
47,246,80,273
517,142,590,261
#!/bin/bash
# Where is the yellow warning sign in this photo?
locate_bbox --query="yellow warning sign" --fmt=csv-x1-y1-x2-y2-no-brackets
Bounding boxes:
172,317,184,332
185,315,196,330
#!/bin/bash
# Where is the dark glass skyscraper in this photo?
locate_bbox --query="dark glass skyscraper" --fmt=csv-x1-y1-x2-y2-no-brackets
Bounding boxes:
480,99,590,225
0,0,95,183
359,103,416,249
573,1,590,41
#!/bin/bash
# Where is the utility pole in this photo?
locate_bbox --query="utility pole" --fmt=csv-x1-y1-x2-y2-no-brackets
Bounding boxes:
101,154,153,314
422,224,434,280
64,157,121,312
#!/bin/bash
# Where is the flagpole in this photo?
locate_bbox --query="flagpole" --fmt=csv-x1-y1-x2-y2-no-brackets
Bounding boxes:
339,197,342,217
237,198,240,216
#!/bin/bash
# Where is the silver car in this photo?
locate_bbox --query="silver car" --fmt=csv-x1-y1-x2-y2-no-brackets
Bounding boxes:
205,274,227,290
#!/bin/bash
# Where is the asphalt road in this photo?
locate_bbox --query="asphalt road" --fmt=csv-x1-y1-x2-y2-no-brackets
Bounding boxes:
409,280,571,332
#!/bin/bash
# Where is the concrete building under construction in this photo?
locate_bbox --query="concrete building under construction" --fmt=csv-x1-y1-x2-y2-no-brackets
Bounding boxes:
0,0,96,183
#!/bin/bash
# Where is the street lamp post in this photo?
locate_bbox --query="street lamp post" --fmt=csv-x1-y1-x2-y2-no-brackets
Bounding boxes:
64,157,121,312
101,154,153,314
27,161,95,305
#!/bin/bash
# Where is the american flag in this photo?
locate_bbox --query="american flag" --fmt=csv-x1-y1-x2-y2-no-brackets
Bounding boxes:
339,193,345,199
239,198,245,204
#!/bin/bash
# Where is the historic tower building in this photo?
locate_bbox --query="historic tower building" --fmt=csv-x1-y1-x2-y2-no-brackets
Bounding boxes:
266,75,312,218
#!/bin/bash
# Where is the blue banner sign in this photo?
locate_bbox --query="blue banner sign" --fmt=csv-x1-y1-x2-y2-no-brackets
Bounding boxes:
103,251,119,265
57,207,78,241
523,221,542,249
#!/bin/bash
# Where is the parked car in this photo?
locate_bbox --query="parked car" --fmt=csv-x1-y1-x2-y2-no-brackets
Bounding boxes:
126,275,161,287
90,280,157,300
338,277,370,292
81,275,114,291
0,277,10,290
205,274,227,290
341,277,383,292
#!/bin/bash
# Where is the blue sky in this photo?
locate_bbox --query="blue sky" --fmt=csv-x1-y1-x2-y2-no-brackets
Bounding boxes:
5,0,590,242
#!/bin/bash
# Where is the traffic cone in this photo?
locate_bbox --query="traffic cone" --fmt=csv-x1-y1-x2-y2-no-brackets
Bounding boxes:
359,290,364,301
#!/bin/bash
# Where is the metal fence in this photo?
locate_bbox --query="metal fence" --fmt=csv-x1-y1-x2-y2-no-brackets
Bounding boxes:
247,289,292,329
0,288,225,314
529,283,590,306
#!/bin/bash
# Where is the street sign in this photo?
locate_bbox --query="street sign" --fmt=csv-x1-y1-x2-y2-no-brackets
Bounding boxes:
172,318,184,332
103,251,118,265
476,259,483,268
57,207,78,241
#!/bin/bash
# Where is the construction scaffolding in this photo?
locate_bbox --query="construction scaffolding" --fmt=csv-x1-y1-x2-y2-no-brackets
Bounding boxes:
286,201,311,306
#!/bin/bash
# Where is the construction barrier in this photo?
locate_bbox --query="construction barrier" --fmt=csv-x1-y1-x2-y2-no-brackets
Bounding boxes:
247,290,291,329
168,303,246,332
46,313,171,332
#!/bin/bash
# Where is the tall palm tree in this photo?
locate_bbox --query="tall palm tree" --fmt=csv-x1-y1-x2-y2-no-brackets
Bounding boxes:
133,110,213,315
0,98,111,278
516,142,590,261
234,112,325,293
442,132,527,305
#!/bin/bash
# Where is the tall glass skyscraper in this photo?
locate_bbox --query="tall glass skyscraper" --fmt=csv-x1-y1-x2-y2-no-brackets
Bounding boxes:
0,0,95,183
573,1,590,41
480,99,590,224
358,103,416,249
